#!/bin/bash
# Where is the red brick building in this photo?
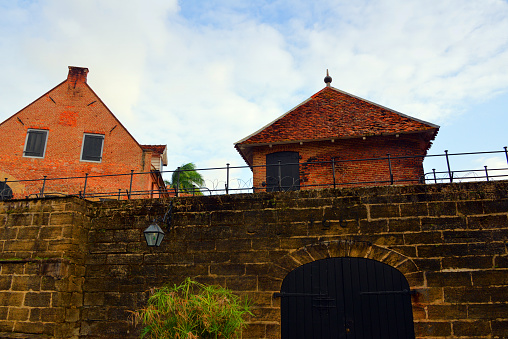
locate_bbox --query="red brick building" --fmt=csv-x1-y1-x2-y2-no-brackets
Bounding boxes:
235,74,439,191
0,66,167,199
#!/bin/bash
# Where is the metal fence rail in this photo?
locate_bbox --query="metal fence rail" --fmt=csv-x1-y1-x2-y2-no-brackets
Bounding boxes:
1,147,507,201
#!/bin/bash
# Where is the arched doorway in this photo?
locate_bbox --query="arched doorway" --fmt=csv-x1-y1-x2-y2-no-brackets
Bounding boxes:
278,257,415,339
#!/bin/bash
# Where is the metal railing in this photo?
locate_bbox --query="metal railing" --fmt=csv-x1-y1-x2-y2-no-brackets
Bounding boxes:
1,147,507,201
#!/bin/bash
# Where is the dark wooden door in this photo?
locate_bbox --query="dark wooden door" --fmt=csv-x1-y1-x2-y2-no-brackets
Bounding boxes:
266,151,300,192
279,257,415,339
0,182,12,200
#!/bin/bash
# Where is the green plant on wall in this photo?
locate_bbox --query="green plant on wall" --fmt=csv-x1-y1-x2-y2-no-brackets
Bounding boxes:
132,278,252,339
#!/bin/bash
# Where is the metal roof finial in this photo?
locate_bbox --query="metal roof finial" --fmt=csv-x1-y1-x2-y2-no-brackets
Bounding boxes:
324,69,332,87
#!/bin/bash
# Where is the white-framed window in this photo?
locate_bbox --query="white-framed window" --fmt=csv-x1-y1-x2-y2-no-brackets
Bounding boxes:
23,129,49,158
81,133,104,162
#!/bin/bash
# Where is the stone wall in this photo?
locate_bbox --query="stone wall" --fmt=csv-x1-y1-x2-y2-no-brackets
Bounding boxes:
1,181,507,338
0,199,89,338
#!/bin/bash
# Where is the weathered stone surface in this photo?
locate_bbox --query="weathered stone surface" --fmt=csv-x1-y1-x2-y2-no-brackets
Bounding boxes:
1,182,508,338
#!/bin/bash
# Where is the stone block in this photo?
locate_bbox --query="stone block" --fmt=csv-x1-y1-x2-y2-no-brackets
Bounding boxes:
492,320,508,337
40,307,65,322
411,287,443,304
413,321,452,337
210,210,244,225
442,255,493,270
472,270,508,286
403,231,442,245
483,199,508,214
225,276,257,291
417,244,469,258
49,212,76,225
399,203,428,217
106,253,143,265
0,292,24,307
6,213,32,227
210,263,246,276
453,320,491,336
421,216,465,231
369,204,399,219
494,255,508,268
7,307,29,321
359,219,388,234
427,201,457,216
16,226,40,240
468,214,508,229
242,323,266,339
468,242,506,256
12,275,41,291
24,292,51,307
444,287,490,303
0,319,14,332
251,237,280,251
0,307,7,320
426,271,472,287
13,320,44,334
457,200,484,216
216,238,251,252
0,276,12,290
468,303,508,319
388,218,420,232
323,204,367,221
427,304,467,320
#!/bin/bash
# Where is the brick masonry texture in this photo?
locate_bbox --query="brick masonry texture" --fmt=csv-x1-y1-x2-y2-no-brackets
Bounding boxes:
0,67,158,199
0,180,507,338
251,135,428,190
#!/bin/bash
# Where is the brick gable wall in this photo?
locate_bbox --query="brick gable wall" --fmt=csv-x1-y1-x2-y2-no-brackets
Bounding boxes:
0,69,154,198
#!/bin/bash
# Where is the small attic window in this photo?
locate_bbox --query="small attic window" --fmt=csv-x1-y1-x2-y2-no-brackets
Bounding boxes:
81,133,104,162
23,129,48,158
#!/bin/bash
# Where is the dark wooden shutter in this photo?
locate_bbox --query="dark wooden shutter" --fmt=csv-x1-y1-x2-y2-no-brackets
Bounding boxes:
266,151,300,191
82,135,104,161
24,130,48,157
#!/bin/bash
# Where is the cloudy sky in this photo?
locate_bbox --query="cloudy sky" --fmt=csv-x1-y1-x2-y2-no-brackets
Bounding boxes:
1,0,508,187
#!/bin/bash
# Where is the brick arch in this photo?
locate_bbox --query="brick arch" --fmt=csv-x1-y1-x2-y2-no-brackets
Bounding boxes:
269,239,420,285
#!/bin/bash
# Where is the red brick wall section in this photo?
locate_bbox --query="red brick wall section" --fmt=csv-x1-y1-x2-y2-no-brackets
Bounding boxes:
251,134,427,190
0,69,152,199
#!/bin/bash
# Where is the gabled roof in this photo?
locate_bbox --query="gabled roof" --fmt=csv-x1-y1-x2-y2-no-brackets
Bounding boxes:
141,144,168,166
235,85,439,166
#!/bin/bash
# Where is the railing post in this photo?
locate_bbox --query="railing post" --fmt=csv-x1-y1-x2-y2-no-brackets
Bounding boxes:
504,146,508,165
118,189,121,200
432,169,437,184
175,167,180,197
387,154,394,185
332,157,336,189
226,163,230,194
40,175,47,198
82,173,88,198
484,166,489,181
128,170,134,199
277,160,282,191
445,150,453,183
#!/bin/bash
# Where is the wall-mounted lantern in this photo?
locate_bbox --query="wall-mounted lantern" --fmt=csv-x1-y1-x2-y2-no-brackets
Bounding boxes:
144,201,173,247
144,222,165,247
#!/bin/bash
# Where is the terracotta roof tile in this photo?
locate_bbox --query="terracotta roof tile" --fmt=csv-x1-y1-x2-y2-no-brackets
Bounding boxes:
236,86,439,145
